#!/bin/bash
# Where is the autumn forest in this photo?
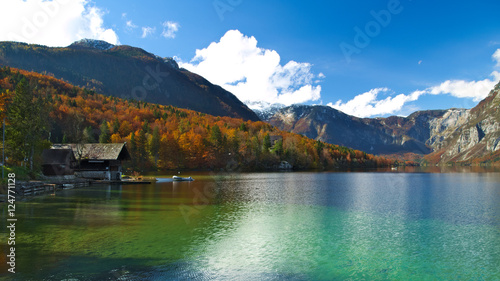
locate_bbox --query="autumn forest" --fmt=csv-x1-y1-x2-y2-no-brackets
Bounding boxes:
0,67,393,174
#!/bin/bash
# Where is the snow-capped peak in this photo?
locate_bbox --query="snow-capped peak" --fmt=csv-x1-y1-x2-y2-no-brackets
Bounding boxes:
247,101,286,121
69,39,115,51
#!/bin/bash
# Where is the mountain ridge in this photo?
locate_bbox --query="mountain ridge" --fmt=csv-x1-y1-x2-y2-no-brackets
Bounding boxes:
68,39,115,51
0,40,260,121
426,83,500,164
265,82,500,164
0,66,393,171
267,104,446,155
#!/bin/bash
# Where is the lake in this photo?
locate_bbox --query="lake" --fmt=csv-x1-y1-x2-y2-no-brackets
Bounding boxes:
1,168,500,280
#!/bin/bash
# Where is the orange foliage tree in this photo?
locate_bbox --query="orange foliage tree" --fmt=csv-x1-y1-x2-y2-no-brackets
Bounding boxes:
0,66,394,172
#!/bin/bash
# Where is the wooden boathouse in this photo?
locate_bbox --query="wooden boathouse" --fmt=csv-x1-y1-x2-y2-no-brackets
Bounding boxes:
41,148,77,176
49,143,131,180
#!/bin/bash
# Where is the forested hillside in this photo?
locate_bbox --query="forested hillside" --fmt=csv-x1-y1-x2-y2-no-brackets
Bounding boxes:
0,67,392,172
0,40,260,121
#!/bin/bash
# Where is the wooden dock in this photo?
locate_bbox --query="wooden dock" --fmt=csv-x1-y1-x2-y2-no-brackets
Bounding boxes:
2,177,156,200
14,179,91,197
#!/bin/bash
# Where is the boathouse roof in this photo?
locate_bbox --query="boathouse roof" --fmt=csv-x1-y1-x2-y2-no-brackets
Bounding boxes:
42,149,76,165
52,143,131,161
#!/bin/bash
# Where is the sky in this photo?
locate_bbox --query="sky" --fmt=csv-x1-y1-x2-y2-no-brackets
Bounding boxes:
1,0,500,117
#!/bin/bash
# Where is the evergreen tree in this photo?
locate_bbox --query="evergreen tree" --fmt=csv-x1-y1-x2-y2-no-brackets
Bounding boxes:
83,126,96,143
129,132,137,166
272,139,283,156
263,133,272,152
99,121,111,143
150,126,160,167
6,79,49,170
136,128,148,170
252,136,261,159
239,122,248,132
210,124,222,148
112,117,120,134
142,120,150,134
315,140,325,158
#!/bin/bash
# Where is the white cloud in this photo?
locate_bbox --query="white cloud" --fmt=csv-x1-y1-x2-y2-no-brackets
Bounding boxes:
493,49,500,66
328,71,500,118
427,72,500,102
141,26,155,38
179,30,322,108
328,49,500,118
126,20,137,29
328,88,421,118
0,0,119,47
161,21,179,39
121,13,136,30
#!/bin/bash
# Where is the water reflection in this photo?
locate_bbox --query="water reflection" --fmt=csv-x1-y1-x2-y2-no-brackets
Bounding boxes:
181,172,500,280
1,171,500,280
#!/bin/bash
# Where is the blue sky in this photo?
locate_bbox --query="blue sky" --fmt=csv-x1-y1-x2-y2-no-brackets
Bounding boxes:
1,0,500,117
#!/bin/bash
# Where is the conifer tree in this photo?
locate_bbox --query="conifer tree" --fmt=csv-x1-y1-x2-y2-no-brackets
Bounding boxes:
83,126,96,143
129,132,137,166
136,128,148,170
210,124,222,148
150,126,160,167
6,79,49,170
112,117,120,134
272,139,283,156
263,133,272,152
99,121,111,143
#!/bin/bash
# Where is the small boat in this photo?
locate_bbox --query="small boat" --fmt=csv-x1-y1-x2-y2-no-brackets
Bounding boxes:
172,176,194,181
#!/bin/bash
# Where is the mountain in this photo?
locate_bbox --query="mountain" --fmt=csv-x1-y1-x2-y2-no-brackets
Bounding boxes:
0,40,259,121
251,102,286,121
267,105,448,155
69,39,115,50
0,67,393,171
426,83,500,164
267,82,500,163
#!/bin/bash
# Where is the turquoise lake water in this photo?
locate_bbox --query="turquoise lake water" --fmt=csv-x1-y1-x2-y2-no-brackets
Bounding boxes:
1,169,500,280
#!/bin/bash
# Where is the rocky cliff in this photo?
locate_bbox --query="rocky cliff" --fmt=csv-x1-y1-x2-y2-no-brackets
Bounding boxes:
429,83,500,163
267,82,500,164
268,105,447,155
